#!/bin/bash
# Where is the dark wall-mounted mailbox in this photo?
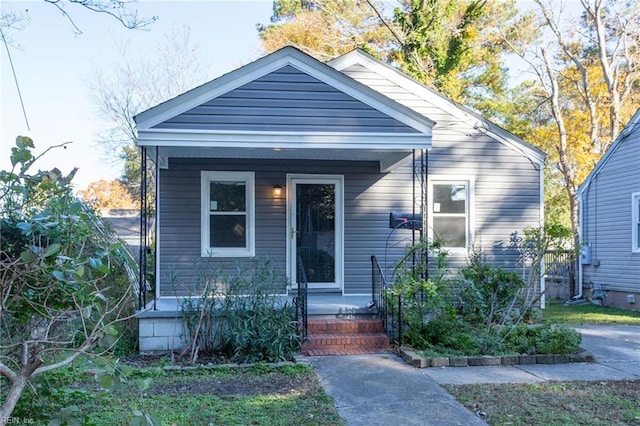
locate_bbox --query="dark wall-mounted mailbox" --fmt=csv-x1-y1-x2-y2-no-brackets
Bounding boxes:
389,212,423,230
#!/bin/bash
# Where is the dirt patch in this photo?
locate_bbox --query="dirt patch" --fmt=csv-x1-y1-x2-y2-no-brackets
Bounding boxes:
147,370,322,397
118,353,319,397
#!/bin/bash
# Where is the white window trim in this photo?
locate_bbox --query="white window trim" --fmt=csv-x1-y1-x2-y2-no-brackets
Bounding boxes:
633,192,640,253
427,176,474,253
201,171,255,257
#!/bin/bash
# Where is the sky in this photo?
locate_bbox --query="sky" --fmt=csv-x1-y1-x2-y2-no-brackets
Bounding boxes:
1,0,274,190
1,0,573,192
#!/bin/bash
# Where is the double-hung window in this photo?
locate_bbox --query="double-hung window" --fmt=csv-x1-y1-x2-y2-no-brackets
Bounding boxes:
430,180,471,249
201,171,255,257
633,193,640,253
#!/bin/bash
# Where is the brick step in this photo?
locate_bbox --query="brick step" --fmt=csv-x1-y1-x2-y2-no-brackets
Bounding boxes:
301,334,390,356
303,333,390,348
303,348,389,356
306,318,384,335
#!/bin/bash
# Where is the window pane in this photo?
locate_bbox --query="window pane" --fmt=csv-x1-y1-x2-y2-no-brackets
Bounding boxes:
210,181,245,212
434,217,466,247
433,184,466,214
210,215,246,248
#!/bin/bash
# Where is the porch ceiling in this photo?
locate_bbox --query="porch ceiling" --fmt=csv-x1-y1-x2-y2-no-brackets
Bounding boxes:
149,143,422,173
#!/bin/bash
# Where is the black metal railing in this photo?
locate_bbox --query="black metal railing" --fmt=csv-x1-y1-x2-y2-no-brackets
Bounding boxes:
294,255,308,343
371,255,401,345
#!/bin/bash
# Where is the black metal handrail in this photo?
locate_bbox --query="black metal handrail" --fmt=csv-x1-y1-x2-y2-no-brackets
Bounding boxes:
294,255,308,343
371,255,401,345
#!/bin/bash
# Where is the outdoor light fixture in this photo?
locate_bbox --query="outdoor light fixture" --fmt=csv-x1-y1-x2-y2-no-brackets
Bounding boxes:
273,185,283,198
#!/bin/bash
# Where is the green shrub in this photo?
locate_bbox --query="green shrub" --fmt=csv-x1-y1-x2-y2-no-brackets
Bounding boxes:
537,326,582,354
182,258,300,364
501,324,581,355
459,254,525,328
501,324,544,354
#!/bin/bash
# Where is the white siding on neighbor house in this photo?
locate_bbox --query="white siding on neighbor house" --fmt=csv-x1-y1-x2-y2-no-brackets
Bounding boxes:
582,129,640,293
153,66,419,134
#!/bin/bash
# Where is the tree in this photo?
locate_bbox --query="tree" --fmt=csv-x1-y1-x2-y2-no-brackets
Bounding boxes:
0,137,136,424
78,179,138,210
497,0,640,246
88,25,214,202
258,0,391,61
1,0,155,35
260,0,523,106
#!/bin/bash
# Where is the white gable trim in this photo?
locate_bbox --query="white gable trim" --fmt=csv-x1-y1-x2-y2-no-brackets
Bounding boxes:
578,108,640,197
137,129,430,150
135,46,434,135
329,50,545,166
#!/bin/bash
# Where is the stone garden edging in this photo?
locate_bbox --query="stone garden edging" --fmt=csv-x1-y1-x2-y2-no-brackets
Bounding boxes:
398,346,597,368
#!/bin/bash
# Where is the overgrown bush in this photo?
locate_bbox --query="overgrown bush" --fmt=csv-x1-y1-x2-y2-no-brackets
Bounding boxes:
181,258,299,364
384,239,456,349
459,251,525,330
501,324,582,355
0,137,138,422
386,237,581,357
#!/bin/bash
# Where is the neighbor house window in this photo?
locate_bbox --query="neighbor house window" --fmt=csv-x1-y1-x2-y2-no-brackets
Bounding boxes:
430,180,471,249
201,171,255,257
633,193,640,253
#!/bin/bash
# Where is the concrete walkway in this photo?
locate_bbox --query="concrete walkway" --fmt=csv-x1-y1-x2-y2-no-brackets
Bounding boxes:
309,353,487,426
304,325,640,426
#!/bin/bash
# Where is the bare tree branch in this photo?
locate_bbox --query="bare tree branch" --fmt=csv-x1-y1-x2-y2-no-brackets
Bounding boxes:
43,0,157,35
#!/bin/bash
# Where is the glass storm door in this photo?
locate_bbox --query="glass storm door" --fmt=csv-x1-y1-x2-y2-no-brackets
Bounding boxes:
289,176,343,290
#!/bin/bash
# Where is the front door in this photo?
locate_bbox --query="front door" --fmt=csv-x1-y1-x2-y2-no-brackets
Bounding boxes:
288,175,343,291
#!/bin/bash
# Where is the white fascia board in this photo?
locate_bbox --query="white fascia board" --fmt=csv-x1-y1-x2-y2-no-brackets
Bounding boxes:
330,50,546,166
137,129,431,150
136,46,433,135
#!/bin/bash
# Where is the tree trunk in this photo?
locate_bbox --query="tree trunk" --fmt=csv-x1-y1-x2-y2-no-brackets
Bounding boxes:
0,374,28,426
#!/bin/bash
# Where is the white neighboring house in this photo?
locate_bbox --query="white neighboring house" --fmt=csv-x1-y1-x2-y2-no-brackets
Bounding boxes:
578,109,640,310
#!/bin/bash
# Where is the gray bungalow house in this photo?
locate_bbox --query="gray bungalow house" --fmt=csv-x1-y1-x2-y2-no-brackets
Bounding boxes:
134,46,546,352
578,109,640,310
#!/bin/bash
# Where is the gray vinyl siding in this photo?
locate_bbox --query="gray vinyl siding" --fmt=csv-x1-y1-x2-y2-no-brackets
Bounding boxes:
582,129,640,293
158,158,416,297
341,64,542,272
153,65,418,134
154,61,543,297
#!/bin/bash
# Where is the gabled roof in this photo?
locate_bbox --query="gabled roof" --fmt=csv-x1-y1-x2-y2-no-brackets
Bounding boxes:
135,46,433,141
578,108,640,196
329,49,546,166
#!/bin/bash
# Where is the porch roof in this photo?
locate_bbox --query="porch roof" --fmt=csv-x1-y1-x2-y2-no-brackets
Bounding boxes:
135,46,432,173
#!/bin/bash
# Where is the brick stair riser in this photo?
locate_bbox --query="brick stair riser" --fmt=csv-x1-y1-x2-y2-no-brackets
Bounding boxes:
302,334,389,350
306,320,384,335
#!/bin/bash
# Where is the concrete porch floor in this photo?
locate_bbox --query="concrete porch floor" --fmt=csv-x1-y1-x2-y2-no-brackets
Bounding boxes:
137,294,377,318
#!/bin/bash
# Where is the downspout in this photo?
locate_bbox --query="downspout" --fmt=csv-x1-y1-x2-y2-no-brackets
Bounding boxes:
576,187,585,300
539,164,546,308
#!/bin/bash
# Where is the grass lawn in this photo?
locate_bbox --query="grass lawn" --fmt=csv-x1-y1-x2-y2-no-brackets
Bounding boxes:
441,301,640,425
543,300,640,325
11,362,344,426
444,380,640,426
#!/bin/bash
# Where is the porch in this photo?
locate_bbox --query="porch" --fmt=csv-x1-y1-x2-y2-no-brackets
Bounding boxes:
137,294,380,352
